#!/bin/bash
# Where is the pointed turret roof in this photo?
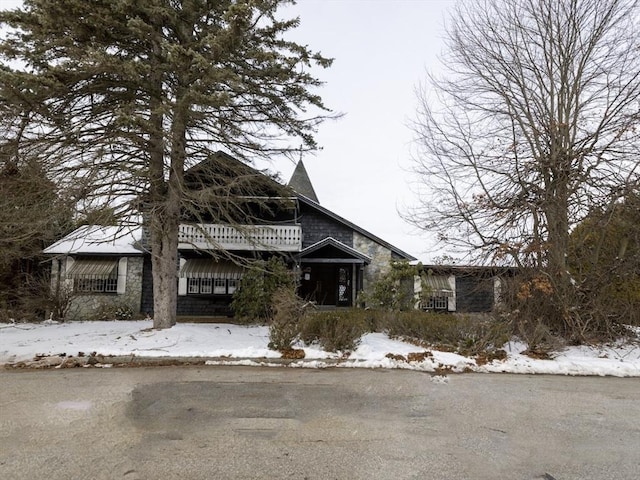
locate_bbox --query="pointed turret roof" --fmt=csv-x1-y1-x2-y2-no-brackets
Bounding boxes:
288,160,319,203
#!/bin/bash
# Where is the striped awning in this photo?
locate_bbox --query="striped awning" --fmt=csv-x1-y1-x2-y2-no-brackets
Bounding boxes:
180,259,244,279
67,259,118,278
423,275,454,297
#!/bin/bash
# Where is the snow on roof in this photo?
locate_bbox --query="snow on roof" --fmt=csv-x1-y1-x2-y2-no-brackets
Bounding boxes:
43,225,144,255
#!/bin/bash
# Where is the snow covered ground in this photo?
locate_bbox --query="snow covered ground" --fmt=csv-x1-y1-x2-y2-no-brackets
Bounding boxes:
1,320,640,376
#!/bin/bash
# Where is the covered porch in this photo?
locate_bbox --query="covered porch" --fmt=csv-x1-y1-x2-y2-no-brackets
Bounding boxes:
296,238,371,307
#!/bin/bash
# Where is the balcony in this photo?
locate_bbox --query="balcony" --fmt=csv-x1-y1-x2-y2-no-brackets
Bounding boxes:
178,223,302,252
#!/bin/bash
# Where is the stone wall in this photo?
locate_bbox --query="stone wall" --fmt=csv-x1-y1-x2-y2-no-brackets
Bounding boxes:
353,232,393,297
64,256,144,321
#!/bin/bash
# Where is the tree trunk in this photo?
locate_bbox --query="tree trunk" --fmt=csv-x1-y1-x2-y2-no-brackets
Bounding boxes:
149,88,188,329
544,167,573,330
146,20,183,330
150,206,179,329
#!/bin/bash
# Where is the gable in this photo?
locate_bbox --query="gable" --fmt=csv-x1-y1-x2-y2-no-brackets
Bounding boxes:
184,151,287,198
297,195,416,261
182,151,298,224
298,237,372,264
299,201,354,248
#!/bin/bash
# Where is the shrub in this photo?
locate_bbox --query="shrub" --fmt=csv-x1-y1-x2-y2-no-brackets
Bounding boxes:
383,310,510,356
0,274,75,323
231,256,297,324
268,286,307,351
93,301,134,321
40,279,75,322
299,309,368,352
360,261,419,311
498,267,636,346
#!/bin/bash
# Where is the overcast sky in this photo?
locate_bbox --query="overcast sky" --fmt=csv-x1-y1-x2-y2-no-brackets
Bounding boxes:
261,0,456,262
2,0,456,262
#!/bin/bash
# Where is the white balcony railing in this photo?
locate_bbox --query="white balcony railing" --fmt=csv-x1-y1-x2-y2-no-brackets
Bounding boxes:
178,223,302,252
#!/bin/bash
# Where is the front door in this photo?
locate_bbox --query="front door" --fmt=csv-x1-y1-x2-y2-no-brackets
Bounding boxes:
336,266,351,306
298,263,354,307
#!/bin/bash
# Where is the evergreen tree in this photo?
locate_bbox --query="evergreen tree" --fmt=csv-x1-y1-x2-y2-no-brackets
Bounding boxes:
0,0,333,328
569,192,640,327
0,155,73,316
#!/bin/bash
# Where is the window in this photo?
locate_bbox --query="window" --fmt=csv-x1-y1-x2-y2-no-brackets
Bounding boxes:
188,278,200,294
75,277,118,293
68,258,119,294
200,278,212,294
421,275,452,311
423,295,448,311
186,277,235,295
179,259,244,296
214,278,226,295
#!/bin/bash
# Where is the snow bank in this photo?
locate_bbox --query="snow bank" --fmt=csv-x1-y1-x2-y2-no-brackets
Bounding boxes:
2,320,639,376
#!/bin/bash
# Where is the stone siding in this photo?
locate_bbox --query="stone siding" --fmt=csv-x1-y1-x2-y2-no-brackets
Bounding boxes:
65,256,144,320
353,232,393,298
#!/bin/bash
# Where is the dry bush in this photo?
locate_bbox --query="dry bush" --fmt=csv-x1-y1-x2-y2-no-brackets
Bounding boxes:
299,309,368,353
0,274,75,323
384,310,510,356
497,271,629,347
268,286,307,352
92,301,135,321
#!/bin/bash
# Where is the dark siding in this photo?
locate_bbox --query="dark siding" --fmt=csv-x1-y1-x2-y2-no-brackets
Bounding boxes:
177,296,233,316
455,276,495,313
300,204,353,248
140,254,233,316
140,254,154,315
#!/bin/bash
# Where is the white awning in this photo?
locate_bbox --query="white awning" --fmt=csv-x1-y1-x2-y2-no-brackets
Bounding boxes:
423,275,454,297
66,259,118,278
180,259,244,279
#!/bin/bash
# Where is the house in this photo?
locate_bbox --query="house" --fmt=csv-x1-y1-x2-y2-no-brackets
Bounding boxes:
44,151,416,320
416,265,515,313
44,225,145,320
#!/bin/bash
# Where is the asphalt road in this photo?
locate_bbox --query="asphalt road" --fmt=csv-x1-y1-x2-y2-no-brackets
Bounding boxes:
1,367,639,480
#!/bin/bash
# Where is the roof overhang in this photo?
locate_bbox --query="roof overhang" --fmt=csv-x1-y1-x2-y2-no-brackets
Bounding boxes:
44,225,143,255
296,194,417,261
296,237,372,264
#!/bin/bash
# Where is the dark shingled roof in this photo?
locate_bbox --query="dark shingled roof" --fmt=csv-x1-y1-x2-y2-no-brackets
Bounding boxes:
288,160,319,203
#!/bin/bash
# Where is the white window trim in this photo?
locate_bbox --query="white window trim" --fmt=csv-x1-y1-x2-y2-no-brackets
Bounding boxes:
178,258,187,296
117,258,128,294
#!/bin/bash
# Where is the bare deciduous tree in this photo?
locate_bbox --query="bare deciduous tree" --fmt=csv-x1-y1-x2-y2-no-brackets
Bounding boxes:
409,0,640,338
